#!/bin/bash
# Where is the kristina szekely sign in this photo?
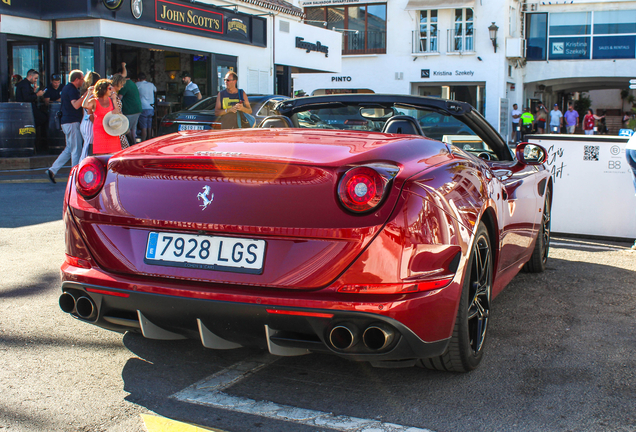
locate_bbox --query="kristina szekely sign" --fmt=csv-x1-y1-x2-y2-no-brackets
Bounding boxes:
296,37,329,57
156,0,224,34
421,69,475,78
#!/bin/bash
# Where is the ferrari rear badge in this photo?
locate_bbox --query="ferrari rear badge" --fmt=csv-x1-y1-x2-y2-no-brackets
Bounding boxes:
197,186,214,210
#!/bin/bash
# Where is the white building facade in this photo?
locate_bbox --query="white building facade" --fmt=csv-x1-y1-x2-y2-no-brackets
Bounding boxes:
292,0,636,137
293,0,525,137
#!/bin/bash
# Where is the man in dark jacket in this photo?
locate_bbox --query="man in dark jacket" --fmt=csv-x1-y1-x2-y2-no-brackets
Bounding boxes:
15,69,47,128
45,70,88,184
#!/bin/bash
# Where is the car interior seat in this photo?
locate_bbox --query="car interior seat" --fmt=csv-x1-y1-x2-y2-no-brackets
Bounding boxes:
257,115,294,128
381,115,425,136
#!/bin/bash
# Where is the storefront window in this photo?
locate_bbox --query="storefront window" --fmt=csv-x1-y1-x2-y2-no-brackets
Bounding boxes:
593,10,636,34
527,13,547,61
549,12,591,36
417,10,438,53
8,42,44,101
11,44,42,79
305,4,386,55
60,44,94,78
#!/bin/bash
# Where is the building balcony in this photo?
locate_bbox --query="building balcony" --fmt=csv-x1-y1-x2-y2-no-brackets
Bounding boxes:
446,28,475,54
337,30,386,55
412,30,440,54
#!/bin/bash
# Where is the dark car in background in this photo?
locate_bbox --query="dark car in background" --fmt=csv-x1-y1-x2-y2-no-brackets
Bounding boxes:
157,94,289,136
418,111,474,140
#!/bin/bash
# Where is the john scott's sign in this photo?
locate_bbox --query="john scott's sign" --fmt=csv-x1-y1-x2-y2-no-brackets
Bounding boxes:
156,0,223,34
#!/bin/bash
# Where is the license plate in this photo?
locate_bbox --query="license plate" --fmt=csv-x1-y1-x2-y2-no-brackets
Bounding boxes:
145,232,266,274
178,124,206,131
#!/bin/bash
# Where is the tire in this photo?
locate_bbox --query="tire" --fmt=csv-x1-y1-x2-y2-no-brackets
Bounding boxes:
522,189,551,273
418,223,492,373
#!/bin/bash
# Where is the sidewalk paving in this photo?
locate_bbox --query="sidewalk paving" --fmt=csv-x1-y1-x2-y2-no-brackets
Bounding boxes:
0,155,71,183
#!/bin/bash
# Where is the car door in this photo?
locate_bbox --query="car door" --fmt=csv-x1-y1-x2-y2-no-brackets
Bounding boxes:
488,160,541,271
448,111,541,273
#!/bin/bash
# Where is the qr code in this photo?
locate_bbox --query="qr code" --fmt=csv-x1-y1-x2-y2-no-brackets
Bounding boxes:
584,145,599,161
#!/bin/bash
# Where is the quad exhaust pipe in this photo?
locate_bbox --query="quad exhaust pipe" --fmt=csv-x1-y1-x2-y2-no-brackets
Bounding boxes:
76,296,97,320
59,292,97,321
59,292,76,314
329,323,358,350
362,324,395,351
328,322,396,352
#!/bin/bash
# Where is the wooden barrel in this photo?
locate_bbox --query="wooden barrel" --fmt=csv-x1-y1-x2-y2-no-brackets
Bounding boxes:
0,103,36,157
46,101,66,155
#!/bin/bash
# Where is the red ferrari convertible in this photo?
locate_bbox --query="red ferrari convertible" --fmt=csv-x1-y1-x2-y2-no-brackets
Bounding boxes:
60,94,552,372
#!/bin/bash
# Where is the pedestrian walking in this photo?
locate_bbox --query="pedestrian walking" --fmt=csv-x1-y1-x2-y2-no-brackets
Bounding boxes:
136,72,157,142
520,107,534,142
83,79,126,155
564,104,579,134
549,104,563,134
583,109,604,135
511,103,521,143
79,71,101,161
45,70,88,184
534,102,547,134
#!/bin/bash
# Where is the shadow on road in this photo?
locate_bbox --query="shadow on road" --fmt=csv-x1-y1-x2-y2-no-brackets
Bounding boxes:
0,272,59,299
115,257,636,432
0,183,66,228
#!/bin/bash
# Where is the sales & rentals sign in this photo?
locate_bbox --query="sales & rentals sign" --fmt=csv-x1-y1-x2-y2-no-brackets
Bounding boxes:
592,35,636,60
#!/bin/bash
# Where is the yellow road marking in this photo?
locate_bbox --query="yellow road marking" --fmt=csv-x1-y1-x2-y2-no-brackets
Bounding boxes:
141,414,228,432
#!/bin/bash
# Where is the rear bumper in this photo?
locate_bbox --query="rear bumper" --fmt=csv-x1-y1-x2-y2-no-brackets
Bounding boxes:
59,269,454,364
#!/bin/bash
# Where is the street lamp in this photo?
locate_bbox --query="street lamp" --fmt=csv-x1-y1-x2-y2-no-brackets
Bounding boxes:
488,22,499,53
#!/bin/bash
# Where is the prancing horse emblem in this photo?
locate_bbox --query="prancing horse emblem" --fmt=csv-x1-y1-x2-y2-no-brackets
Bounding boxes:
197,186,214,210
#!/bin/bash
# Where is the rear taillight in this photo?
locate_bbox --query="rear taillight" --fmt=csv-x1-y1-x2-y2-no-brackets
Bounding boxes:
161,119,175,127
336,277,453,294
338,165,398,213
75,157,106,199
64,254,92,269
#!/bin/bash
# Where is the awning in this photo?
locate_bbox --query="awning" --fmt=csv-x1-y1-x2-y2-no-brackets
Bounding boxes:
405,0,475,10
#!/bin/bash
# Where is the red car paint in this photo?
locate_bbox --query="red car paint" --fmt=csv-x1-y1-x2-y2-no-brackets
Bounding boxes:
60,95,552,370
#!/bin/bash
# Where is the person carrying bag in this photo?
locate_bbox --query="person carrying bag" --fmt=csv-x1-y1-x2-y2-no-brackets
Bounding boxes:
215,71,252,129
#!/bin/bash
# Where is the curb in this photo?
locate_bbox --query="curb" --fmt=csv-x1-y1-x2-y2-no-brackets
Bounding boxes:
0,155,62,171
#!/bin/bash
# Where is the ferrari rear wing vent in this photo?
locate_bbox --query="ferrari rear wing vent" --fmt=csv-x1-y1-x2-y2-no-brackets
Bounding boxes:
108,158,331,185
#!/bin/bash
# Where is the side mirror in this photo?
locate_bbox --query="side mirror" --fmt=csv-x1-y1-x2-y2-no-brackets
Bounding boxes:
516,142,548,165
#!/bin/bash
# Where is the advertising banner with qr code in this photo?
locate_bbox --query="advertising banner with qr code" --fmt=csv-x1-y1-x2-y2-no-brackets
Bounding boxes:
527,135,636,239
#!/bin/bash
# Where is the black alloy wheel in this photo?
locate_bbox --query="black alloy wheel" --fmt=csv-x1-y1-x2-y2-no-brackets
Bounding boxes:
523,189,551,273
419,223,492,372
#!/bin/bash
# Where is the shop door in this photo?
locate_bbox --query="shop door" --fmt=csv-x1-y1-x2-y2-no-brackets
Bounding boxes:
418,85,485,115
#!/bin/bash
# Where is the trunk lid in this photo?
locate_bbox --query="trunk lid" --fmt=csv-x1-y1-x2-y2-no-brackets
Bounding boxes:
71,129,452,289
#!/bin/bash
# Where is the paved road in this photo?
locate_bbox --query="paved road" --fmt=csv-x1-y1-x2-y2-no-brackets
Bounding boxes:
1,180,635,432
